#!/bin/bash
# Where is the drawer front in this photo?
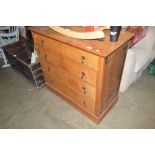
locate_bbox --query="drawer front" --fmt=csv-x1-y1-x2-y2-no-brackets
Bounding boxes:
46,77,96,114
39,49,97,87
42,61,96,101
33,33,99,71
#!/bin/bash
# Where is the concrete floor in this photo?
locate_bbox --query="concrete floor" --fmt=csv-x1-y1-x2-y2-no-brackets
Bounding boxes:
0,67,155,128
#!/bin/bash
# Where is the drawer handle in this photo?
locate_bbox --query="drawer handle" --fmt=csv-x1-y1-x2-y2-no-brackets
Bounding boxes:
80,72,86,79
44,53,47,59
41,40,44,48
80,56,86,64
82,87,87,94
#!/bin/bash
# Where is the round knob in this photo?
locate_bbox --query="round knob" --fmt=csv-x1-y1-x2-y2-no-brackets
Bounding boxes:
44,53,47,59
80,72,85,79
80,56,86,64
82,87,87,94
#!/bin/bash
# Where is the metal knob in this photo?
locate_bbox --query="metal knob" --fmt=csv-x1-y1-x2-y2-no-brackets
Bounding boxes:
44,53,47,59
80,72,85,79
82,87,87,94
80,56,86,64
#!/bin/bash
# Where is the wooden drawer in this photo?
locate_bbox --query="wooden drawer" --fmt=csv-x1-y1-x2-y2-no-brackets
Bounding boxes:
39,50,97,87
42,61,96,101
46,77,96,114
33,33,99,71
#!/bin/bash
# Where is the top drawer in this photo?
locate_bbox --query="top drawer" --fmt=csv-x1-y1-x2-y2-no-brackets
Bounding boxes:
32,33,99,71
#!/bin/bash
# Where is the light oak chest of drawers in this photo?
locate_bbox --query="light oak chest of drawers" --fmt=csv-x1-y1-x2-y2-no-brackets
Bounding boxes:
30,27,133,123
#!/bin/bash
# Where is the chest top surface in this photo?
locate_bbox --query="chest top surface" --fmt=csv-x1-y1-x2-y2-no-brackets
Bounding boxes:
29,26,133,58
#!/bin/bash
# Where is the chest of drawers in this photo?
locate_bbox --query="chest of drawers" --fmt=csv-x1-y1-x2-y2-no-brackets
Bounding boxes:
29,26,133,123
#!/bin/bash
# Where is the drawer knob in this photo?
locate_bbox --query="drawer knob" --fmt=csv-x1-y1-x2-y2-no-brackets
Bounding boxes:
80,72,86,79
41,40,44,48
80,56,86,64
82,87,87,94
44,53,47,59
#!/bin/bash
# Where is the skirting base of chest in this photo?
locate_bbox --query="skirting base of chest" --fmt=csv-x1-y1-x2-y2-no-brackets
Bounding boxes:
46,83,118,124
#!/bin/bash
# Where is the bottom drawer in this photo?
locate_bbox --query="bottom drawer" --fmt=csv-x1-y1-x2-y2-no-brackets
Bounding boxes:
45,76,96,114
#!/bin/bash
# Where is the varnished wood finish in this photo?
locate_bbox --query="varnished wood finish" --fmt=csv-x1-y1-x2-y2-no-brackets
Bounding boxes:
30,26,133,123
